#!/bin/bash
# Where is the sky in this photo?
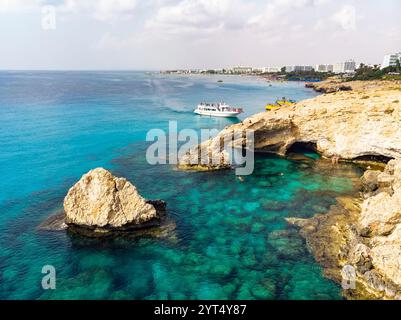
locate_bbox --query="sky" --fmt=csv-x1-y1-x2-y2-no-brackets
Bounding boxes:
0,0,400,70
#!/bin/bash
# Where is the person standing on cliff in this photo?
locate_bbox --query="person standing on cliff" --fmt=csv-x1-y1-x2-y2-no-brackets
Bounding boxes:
332,154,339,165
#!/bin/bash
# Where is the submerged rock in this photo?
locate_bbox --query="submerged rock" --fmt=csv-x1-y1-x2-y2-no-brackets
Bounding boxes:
267,229,306,260
287,159,401,300
361,170,381,194
38,211,68,231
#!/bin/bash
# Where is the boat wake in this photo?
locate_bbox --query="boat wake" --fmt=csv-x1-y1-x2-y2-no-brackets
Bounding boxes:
161,102,193,114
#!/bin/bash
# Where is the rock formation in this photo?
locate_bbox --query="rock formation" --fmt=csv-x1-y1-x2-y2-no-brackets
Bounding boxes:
63,168,166,235
287,159,401,299
179,81,401,170
305,81,352,93
178,80,401,299
306,79,401,94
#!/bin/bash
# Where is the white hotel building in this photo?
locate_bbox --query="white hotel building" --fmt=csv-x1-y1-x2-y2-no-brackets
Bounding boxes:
285,65,314,72
315,64,334,72
262,66,281,73
381,52,401,69
232,66,253,74
333,60,356,74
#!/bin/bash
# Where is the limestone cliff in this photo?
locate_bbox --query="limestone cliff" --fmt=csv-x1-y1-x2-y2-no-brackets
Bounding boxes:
178,80,401,299
287,159,401,299
305,79,397,93
179,81,401,169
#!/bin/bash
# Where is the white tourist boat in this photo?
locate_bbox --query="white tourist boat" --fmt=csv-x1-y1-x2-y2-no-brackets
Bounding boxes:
194,102,243,118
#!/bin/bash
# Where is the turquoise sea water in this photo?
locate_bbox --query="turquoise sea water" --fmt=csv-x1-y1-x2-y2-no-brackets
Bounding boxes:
0,71,363,299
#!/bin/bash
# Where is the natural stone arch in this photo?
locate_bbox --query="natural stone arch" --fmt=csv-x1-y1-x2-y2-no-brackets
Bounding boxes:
285,141,319,155
353,154,394,164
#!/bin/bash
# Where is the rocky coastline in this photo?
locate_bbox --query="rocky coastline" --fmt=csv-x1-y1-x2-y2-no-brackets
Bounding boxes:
305,78,401,94
178,80,401,299
305,80,352,93
179,80,400,168
287,159,401,299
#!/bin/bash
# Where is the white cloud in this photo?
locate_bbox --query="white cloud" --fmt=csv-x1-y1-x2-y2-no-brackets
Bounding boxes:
146,0,250,35
246,0,331,34
1,0,400,69
273,0,330,8
0,0,139,21
59,0,138,21
331,5,357,30
0,0,42,12
95,31,145,50
246,3,283,31
313,18,326,31
145,0,328,37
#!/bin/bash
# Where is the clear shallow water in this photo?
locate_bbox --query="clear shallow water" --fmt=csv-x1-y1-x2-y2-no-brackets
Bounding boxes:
0,71,363,299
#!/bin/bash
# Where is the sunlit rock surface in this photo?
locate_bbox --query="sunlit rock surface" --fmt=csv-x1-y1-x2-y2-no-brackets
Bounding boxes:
288,159,401,299
64,168,159,231
179,81,401,170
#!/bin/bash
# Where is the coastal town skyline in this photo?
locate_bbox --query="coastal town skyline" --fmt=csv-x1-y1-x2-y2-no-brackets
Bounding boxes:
162,52,401,75
0,0,400,70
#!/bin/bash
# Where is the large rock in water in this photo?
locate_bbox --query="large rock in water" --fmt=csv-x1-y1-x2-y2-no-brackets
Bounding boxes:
64,168,159,230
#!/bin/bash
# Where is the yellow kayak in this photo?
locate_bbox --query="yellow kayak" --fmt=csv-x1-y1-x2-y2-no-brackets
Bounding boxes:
265,97,296,111
265,104,280,111
276,99,295,107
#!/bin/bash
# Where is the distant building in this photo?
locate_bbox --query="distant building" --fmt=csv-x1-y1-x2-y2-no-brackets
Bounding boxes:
265,66,281,73
344,60,356,72
252,67,265,73
285,65,314,72
381,52,401,69
333,60,356,74
315,65,324,72
232,66,253,74
284,66,294,72
258,66,281,73
333,63,343,74
315,64,334,72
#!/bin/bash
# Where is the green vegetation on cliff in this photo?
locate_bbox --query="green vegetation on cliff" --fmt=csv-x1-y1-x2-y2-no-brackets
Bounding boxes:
351,62,401,81
283,70,332,81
